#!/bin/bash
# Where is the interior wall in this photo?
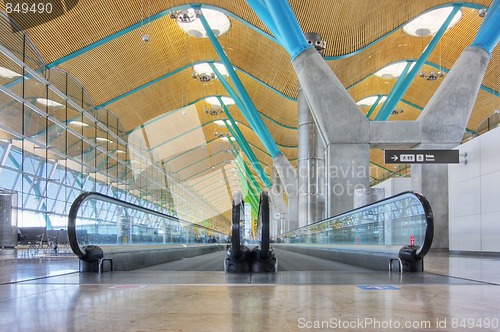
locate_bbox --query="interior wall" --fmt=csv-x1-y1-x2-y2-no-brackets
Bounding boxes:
372,178,412,198
448,126,500,253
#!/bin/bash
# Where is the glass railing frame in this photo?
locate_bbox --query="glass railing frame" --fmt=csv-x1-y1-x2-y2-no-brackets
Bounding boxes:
278,191,434,259
68,191,227,262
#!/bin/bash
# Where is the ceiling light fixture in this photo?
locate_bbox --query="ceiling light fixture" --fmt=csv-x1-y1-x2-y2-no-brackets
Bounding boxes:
419,70,444,81
205,106,223,116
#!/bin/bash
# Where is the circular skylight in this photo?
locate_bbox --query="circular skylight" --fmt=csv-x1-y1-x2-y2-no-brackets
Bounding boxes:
403,7,462,37
205,96,235,106
177,8,230,38
356,96,387,106
375,61,416,79
193,63,229,77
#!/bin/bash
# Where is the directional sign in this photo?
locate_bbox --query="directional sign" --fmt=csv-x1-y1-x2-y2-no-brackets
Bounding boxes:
384,150,459,164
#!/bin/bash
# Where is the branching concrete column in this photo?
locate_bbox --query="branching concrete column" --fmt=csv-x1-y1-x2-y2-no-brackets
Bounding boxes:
415,46,491,249
325,144,370,216
292,47,371,217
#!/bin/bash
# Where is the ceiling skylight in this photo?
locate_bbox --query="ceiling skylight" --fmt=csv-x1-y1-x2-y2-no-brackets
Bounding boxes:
214,119,240,126
193,63,229,77
0,66,22,79
69,121,89,127
177,8,230,38
403,7,462,37
205,96,235,106
96,137,113,143
36,98,64,108
356,96,387,106
375,61,416,79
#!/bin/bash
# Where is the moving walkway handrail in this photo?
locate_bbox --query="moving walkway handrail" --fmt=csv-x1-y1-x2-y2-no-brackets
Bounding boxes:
68,191,216,262
411,192,433,259
230,191,244,259
279,191,433,259
258,191,270,259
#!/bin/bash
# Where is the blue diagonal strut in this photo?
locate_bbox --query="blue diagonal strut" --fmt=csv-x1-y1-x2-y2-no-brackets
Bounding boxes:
374,61,413,121
195,4,281,159
218,97,271,188
374,5,462,122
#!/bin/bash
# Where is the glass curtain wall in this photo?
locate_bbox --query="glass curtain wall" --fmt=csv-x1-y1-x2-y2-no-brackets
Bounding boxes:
0,13,226,234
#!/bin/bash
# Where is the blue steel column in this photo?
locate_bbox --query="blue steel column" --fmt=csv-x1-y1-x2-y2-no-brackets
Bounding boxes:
248,0,371,217
246,0,312,59
472,0,500,54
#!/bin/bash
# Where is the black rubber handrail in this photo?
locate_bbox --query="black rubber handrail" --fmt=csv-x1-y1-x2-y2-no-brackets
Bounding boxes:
411,192,433,259
258,191,270,259
230,192,244,259
68,191,217,262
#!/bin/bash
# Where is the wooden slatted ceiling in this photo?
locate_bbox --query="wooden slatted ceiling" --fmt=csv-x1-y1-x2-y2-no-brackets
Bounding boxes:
6,0,488,62
57,14,295,106
2,0,499,212
292,0,489,57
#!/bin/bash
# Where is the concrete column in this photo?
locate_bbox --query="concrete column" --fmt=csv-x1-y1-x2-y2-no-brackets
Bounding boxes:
411,156,450,249
325,144,370,216
273,154,298,231
297,32,326,227
415,46,492,249
269,167,288,236
298,86,325,226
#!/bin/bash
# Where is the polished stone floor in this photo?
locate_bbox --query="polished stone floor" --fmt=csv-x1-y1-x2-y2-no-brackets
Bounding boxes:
1,248,500,332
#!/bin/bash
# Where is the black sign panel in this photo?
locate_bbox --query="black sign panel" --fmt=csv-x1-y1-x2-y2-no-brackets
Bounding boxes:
384,150,459,164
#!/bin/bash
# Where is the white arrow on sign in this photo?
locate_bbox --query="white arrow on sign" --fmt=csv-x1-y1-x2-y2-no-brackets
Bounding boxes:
391,155,398,161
